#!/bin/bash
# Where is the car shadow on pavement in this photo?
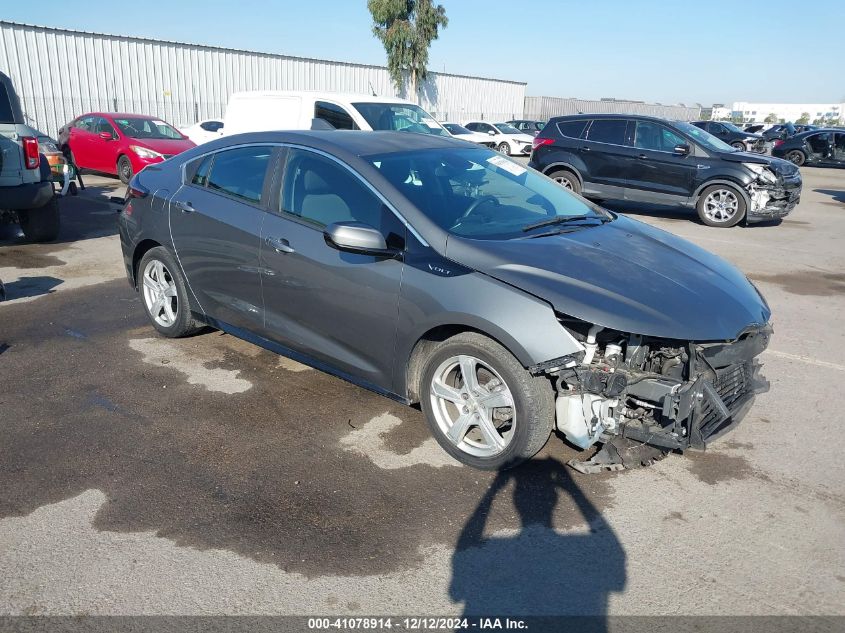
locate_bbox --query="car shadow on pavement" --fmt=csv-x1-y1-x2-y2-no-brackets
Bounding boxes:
813,189,845,204
598,200,700,225
0,185,122,248
0,275,63,300
450,457,624,628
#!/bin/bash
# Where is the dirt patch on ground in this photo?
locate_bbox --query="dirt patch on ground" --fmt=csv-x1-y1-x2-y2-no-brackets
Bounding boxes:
750,270,845,296
0,246,64,269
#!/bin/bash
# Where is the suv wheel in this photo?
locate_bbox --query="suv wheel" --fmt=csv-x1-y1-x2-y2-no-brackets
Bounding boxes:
497,142,511,155
420,332,554,470
548,169,581,194
696,184,746,227
18,197,60,242
731,141,746,151
138,247,202,337
118,155,133,184
786,150,806,166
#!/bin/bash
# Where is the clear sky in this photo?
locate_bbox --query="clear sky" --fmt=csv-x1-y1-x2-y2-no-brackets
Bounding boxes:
4,0,843,105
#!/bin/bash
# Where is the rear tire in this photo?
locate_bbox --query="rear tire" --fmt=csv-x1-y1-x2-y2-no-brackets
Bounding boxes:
786,149,806,166
548,168,582,194
138,247,202,338
420,332,555,470
18,197,60,242
118,155,133,184
696,184,746,227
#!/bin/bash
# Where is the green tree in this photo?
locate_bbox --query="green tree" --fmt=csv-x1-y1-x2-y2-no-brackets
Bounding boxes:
764,112,778,123
796,112,810,124
368,0,448,101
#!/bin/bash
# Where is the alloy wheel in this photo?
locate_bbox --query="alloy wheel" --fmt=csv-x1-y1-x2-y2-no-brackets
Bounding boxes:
702,189,739,223
429,354,516,458
554,175,574,190
142,259,178,327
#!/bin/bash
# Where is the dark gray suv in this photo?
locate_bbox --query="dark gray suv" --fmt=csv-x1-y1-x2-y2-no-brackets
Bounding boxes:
530,114,801,227
119,131,772,472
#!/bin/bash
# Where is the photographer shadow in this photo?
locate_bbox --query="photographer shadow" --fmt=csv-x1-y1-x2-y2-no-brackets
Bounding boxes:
450,457,625,631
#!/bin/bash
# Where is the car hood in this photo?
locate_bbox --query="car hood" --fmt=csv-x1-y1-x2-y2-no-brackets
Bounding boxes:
127,137,196,154
718,150,799,175
445,215,770,341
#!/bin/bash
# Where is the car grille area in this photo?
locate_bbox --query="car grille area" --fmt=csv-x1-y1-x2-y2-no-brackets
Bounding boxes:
695,362,757,444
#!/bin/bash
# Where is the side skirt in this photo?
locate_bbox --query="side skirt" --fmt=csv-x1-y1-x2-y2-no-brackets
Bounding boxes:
197,314,410,405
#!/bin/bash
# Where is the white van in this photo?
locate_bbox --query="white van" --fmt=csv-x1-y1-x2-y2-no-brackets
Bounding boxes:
223,91,451,138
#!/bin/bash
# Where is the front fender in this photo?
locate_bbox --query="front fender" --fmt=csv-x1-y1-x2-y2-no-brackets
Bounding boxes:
393,248,583,396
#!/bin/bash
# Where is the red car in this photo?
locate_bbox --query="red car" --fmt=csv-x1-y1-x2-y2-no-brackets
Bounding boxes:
59,113,196,183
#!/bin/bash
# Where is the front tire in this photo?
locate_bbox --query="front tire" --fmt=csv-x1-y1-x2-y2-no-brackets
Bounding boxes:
548,168,582,194
696,184,746,227
786,149,806,166
731,141,746,151
18,196,60,242
420,332,555,470
138,247,202,338
497,142,511,155
117,155,133,184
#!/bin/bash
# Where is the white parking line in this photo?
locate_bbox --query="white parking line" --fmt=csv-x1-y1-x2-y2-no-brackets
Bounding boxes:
764,349,845,372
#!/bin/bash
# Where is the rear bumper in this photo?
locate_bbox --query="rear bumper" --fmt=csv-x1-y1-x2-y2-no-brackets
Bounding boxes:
0,180,53,210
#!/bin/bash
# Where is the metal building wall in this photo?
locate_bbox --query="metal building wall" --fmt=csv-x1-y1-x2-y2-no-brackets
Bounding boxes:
524,96,701,122
0,21,526,138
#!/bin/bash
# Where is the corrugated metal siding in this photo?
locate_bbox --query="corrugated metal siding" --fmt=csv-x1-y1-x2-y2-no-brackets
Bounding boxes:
0,21,526,138
525,96,701,122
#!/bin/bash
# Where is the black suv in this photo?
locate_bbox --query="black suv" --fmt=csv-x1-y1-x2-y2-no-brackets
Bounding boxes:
529,114,802,227
692,121,766,153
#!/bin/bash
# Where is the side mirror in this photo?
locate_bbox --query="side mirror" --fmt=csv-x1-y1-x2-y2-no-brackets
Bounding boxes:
488,130,496,136
99,131,114,140
324,221,396,256
673,144,691,156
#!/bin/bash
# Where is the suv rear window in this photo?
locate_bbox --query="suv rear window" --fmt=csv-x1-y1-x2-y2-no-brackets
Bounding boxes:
556,120,587,139
0,82,15,123
586,119,627,145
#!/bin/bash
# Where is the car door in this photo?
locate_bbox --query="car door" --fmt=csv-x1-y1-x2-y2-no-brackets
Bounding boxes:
578,118,634,198
834,133,845,165
805,133,832,163
169,145,276,330
259,147,406,389
68,116,98,168
92,116,120,173
473,122,498,142
625,120,696,204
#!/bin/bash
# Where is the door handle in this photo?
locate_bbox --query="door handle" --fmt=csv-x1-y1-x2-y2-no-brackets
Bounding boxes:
266,236,295,254
637,153,648,159
580,146,591,152
174,200,195,213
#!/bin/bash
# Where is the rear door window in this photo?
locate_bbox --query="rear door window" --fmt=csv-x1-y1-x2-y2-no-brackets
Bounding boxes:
314,101,358,130
189,154,214,187
556,120,588,139
206,146,273,204
0,82,14,123
585,119,628,145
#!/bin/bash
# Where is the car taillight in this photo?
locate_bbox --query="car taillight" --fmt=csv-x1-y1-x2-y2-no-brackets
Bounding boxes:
532,137,555,151
126,175,149,200
22,136,40,169
773,139,784,148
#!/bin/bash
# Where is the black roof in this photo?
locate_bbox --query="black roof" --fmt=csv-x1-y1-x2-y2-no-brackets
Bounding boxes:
201,130,470,158
548,113,678,124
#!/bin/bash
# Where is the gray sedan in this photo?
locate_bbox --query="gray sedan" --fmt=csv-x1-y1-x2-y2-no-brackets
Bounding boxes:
118,131,771,472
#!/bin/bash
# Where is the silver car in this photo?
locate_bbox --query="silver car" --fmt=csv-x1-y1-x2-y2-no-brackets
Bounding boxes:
118,131,771,472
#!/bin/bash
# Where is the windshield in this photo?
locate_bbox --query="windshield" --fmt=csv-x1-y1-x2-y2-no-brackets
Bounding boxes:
370,147,608,240
494,123,522,135
444,123,472,135
675,121,736,152
352,102,449,137
113,117,184,140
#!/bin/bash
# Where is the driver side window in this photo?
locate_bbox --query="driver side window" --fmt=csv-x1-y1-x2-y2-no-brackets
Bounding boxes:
281,149,404,245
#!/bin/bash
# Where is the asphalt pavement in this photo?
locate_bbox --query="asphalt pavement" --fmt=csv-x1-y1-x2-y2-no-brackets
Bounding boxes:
0,167,843,618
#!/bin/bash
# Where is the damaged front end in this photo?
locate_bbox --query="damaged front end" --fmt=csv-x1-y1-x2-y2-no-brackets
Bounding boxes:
744,162,802,222
540,317,772,473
